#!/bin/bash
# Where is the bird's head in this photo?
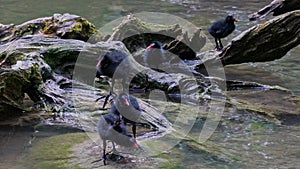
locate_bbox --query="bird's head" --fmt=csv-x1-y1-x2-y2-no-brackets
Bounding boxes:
96,50,128,77
96,54,110,75
226,15,238,23
146,41,163,51
118,93,130,106
96,57,104,75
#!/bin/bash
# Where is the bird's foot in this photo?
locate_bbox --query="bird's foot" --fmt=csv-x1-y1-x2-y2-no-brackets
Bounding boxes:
106,148,119,155
95,94,113,109
136,144,145,152
91,159,102,164
112,149,119,155
101,156,107,165
215,46,223,51
107,153,124,162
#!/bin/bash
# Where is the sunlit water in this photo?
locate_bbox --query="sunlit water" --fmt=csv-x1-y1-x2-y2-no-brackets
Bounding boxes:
0,0,299,168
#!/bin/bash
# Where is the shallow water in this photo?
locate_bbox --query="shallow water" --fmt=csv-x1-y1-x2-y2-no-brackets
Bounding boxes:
1,0,300,168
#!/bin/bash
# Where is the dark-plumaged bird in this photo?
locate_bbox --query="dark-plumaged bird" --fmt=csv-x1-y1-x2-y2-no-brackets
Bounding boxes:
96,49,129,81
143,41,165,70
208,15,238,50
111,93,142,138
96,50,131,108
97,113,138,165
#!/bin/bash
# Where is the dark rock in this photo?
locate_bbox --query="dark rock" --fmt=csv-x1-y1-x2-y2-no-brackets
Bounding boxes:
0,13,99,43
108,14,205,60
249,0,300,20
219,11,300,65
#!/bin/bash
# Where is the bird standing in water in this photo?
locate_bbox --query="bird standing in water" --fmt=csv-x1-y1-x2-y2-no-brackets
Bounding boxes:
208,15,238,50
97,112,138,165
111,93,141,138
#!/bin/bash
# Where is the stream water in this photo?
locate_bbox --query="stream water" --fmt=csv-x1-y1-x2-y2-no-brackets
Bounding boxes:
0,0,299,168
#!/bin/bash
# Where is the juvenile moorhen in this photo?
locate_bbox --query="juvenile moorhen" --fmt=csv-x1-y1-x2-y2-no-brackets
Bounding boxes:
111,93,142,138
97,113,138,165
208,15,238,50
143,41,165,70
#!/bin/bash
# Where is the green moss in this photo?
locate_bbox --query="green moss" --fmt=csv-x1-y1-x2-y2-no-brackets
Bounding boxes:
24,133,88,169
250,121,271,130
94,80,110,91
159,161,181,169
27,24,38,31
0,53,3,60
16,55,26,61
251,145,263,151
66,19,98,41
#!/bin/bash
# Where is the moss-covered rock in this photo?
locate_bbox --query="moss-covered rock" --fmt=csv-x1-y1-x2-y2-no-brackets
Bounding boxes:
0,59,43,118
0,13,99,43
108,14,205,60
42,13,99,41
1,11,300,126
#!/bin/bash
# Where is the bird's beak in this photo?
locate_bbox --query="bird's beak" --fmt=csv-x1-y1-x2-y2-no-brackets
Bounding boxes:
133,142,139,148
146,45,153,50
234,18,238,22
96,60,102,67
124,98,130,106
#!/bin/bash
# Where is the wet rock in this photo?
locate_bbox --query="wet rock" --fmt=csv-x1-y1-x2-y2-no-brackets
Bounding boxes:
108,14,205,60
218,10,300,65
1,12,300,127
249,0,300,20
0,33,190,128
0,13,98,43
0,35,128,120
227,89,300,125
0,59,43,118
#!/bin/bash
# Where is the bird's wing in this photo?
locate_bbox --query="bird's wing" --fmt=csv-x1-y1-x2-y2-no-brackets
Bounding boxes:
209,21,225,35
129,95,141,111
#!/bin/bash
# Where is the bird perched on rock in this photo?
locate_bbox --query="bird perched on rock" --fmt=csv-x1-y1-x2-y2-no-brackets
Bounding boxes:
111,93,142,138
96,50,132,108
96,50,128,79
143,41,165,70
208,15,238,50
97,112,138,165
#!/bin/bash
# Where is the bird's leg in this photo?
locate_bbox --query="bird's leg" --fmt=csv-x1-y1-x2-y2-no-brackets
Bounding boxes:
95,80,113,109
102,140,107,165
145,74,149,92
214,38,220,50
132,124,137,138
105,141,118,155
97,80,115,109
102,92,112,109
139,74,150,93
95,93,112,110
112,142,117,154
218,38,223,50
